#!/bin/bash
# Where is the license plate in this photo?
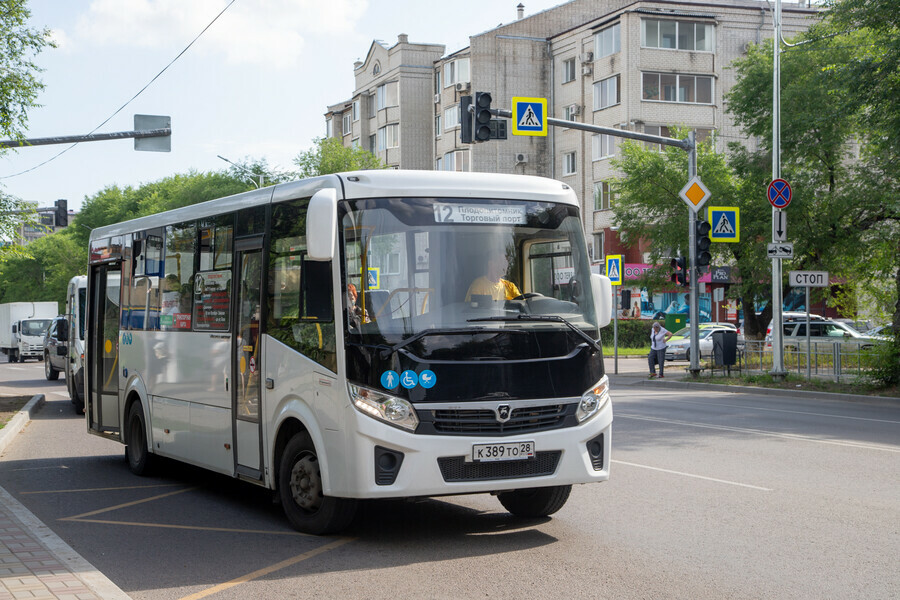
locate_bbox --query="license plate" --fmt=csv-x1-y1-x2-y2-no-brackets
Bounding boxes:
472,441,535,462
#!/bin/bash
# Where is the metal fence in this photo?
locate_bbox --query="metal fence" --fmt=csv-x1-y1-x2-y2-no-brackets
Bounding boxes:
739,340,883,382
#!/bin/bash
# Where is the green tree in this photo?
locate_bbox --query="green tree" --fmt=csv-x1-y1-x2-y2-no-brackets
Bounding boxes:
0,232,83,308
293,137,385,177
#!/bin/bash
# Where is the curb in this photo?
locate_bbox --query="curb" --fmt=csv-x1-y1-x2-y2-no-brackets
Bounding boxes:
0,393,44,456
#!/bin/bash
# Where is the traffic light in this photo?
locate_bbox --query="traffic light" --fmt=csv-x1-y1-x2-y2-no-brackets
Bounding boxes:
671,256,688,287
473,92,493,142
54,199,68,227
695,220,711,267
459,95,473,144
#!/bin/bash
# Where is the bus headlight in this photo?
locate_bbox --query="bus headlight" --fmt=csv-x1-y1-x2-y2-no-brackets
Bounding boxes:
348,384,419,432
576,376,610,423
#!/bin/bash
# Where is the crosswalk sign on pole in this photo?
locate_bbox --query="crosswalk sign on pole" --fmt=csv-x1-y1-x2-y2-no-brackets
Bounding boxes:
511,97,547,136
606,255,622,285
707,206,740,243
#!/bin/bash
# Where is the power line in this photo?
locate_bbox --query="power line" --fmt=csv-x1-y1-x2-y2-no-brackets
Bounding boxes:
1,0,238,181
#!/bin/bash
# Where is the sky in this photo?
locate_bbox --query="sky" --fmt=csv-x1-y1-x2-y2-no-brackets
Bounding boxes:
2,0,566,211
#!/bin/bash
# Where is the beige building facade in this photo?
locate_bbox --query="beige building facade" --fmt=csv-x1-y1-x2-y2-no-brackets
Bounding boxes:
325,0,819,264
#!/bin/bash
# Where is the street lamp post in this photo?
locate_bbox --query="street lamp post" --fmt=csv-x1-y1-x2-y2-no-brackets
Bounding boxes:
217,155,263,189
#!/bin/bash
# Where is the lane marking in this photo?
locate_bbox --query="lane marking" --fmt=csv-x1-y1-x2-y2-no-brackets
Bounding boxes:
22,483,183,495
64,518,309,536
60,487,196,520
611,459,772,491
617,413,900,453
621,395,900,425
178,537,353,600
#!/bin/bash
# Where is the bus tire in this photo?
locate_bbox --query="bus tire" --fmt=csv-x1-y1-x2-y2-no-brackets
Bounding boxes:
44,354,60,380
498,484,572,518
125,401,153,476
278,432,357,535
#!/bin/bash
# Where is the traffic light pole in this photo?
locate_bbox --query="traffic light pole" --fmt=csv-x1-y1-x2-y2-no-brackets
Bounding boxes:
686,131,701,376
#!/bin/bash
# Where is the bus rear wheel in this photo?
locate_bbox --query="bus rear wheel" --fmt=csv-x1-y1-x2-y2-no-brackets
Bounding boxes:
278,432,357,535
125,401,153,475
497,484,572,518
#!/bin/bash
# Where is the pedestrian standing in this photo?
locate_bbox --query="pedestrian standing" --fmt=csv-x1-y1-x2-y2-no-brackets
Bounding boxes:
648,321,672,378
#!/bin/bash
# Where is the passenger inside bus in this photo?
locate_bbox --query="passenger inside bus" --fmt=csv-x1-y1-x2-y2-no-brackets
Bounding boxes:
464,252,521,304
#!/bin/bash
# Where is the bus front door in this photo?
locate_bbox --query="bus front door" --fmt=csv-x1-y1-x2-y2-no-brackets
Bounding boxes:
233,238,263,480
88,263,122,437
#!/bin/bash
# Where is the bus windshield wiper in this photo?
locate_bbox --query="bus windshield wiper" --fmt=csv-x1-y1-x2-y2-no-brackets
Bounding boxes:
467,314,602,352
379,327,493,359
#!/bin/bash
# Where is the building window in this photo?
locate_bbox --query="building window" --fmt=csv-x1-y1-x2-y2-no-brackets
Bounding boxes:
563,152,576,175
351,137,360,148
434,69,442,94
594,23,621,58
564,105,579,121
443,57,470,87
352,99,360,122
342,112,352,135
642,72,713,104
435,156,443,171
593,182,614,210
435,114,442,138
562,58,576,83
442,150,470,172
592,133,616,160
367,93,376,118
376,81,399,110
593,75,620,110
592,232,604,262
444,105,459,130
642,19,715,52
377,124,399,150
368,134,376,153
325,118,333,138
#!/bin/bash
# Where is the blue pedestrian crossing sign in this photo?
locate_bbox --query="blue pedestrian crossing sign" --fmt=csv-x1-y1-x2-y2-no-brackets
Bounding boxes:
606,255,623,286
707,206,740,243
367,267,380,289
512,97,547,136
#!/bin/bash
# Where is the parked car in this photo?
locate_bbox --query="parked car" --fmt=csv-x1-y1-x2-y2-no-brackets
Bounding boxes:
867,324,893,339
769,318,884,351
665,326,739,362
43,315,68,381
668,321,736,342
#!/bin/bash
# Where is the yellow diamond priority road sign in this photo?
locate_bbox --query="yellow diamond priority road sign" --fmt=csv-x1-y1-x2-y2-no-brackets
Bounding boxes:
679,176,711,213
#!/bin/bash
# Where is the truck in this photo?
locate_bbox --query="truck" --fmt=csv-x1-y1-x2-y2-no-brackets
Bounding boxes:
0,302,58,362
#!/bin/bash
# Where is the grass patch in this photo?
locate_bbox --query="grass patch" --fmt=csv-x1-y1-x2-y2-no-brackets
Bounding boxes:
0,395,32,429
703,373,899,399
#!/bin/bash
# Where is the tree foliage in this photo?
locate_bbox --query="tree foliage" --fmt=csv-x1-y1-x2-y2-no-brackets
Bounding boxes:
0,232,83,308
0,0,55,144
293,137,385,178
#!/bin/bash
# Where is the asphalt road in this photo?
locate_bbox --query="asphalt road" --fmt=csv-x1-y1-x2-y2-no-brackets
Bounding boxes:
1,360,898,599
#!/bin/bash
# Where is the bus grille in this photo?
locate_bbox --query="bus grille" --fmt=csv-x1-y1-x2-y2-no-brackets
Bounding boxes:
437,451,561,482
430,405,568,435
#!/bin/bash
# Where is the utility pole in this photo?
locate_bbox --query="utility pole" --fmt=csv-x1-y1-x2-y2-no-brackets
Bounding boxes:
770,0,787,380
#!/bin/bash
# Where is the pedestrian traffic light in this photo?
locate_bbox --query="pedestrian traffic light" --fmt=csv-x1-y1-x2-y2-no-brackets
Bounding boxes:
695,220,711,267
54,199,68,227
459,95,473,144
473,92,493,142
671,256,688,287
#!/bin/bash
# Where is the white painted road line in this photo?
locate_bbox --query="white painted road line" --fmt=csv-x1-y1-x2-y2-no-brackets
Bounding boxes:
612,459,772,491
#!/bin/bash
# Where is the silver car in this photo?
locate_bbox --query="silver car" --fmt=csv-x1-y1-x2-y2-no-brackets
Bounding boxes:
775,319,885,351
665,326,738,362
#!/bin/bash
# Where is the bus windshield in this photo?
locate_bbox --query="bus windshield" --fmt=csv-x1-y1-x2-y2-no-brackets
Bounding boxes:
340,197,598,346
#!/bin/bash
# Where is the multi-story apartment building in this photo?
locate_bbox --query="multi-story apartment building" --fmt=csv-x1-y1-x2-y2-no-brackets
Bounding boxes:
325,0,819,269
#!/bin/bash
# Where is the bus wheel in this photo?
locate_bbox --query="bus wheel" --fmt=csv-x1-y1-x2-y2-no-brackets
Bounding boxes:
278,432,357,535
125,401,153,475
498,485,572,518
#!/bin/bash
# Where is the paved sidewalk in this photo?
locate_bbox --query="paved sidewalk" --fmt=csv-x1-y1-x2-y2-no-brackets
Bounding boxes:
0,395,131,600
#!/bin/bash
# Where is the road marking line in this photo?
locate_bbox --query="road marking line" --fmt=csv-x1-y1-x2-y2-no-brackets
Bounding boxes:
63,517,309,536
611,459,772,491
628,396,900,425
60,487,196,520
178,537,353,600
617,413,900,453
22,483,183,494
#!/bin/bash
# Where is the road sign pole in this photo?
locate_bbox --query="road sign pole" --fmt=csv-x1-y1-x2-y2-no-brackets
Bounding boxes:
613,287,618,375
806,286,811,380
687,132,701,377
770,0,786,380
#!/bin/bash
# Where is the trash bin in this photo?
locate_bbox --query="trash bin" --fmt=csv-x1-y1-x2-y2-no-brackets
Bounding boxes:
712,330,738,366
665,313,686,332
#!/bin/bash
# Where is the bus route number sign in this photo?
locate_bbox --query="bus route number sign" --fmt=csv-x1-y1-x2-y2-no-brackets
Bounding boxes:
434,203,527,225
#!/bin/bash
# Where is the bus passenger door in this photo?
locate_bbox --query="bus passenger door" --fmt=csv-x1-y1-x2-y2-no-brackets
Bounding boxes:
233,237,263,480
88,263,122,436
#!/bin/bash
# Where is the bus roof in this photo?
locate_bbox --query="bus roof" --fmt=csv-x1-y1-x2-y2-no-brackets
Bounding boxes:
90,171,577,241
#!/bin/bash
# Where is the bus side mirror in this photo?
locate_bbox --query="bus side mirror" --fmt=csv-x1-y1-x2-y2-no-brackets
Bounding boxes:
591,273,612,328
307,188,337,261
